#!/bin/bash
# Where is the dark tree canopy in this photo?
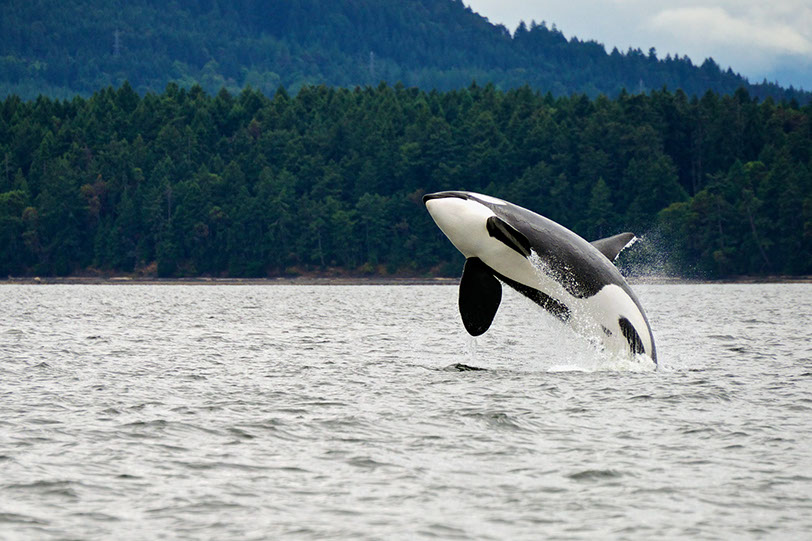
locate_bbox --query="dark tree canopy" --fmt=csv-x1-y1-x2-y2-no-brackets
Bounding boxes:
1,83,809,278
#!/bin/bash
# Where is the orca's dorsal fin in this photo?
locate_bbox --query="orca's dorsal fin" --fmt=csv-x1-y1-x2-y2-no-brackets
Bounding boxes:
591,232,636,261
459,257,502,336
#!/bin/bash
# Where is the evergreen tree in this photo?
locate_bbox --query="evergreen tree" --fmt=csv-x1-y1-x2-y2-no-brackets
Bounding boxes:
0,83,809,278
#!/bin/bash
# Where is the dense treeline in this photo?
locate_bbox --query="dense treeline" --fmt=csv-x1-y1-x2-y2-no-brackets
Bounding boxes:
1,83,809,278
1,0,809,104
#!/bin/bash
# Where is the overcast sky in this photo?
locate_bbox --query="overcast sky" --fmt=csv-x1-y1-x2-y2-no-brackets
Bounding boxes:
464,0,812,90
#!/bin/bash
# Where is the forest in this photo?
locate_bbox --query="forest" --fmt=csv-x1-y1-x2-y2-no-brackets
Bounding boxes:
1,0,809,104
1,82,809,278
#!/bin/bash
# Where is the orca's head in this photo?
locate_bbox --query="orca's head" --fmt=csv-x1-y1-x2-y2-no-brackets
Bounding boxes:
423,191,508,258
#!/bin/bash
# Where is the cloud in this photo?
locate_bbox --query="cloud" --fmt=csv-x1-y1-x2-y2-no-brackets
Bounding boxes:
463,0,812,88
650,6,812,56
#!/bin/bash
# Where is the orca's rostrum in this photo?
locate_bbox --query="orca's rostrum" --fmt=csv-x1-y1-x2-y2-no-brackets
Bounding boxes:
423,191,657,363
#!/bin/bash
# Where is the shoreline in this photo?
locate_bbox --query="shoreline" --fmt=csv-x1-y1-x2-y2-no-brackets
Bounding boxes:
0,275,459,286
1,275,810,286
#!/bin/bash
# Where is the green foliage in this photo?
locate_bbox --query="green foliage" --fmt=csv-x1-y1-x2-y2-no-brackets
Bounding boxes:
0,83,810,278
0,0,809,103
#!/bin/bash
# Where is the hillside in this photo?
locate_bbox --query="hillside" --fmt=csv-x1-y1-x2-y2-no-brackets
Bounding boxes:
1,0,809,102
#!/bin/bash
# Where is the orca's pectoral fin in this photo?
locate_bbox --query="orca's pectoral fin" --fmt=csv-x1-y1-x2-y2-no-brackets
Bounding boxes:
591,232,636,261
459,257,502,336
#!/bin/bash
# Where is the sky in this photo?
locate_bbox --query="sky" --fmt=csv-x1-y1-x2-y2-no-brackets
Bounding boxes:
464,0,812,90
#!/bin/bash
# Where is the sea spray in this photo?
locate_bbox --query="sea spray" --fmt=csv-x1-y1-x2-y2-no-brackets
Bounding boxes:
615,225,687,282
522,249,658,371
465,333,478,365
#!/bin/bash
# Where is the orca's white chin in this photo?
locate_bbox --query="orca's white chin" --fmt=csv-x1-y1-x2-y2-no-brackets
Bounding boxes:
425,197,494,258
425,195,549,292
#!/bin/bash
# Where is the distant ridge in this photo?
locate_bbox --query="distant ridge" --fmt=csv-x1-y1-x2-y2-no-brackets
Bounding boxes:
0,0,809,102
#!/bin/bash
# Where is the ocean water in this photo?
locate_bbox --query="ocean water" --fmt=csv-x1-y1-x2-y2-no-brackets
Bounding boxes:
0,283,810,540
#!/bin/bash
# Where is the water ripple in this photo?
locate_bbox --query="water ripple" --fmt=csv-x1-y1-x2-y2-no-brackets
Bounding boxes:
0,283,809,540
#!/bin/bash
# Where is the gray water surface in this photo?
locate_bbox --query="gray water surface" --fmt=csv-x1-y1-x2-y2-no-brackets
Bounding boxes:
1,284,810,539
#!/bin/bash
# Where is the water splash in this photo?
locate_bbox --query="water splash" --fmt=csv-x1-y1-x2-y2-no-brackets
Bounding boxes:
469,284,656,374
518,250,657,372
615,226,688,282
465,334,479,364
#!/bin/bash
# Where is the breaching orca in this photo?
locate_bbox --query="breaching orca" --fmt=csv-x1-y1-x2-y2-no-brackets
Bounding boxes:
423,191,657,363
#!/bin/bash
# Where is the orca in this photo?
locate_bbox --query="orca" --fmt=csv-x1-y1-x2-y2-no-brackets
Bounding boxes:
423,191,657,363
